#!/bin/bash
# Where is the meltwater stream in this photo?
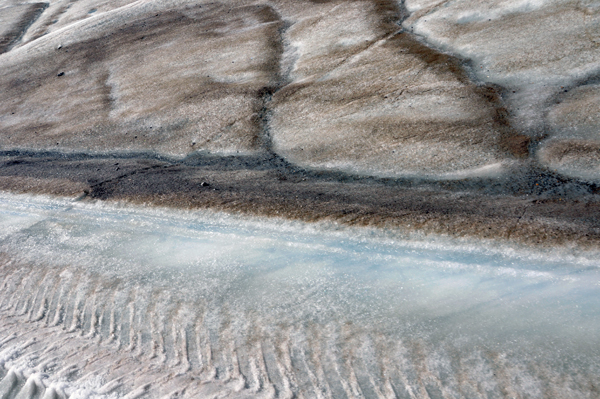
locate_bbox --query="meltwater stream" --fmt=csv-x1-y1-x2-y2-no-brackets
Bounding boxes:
0,193,599,399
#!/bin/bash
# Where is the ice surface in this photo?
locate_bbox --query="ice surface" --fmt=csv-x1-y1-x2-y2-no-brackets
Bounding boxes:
0,0,527,179
0,193,599,398
1,0,600,393
1,0,598,180
403,0,600,137
0,2,46,54
538,83,600,181
271,21,513,178
0,2,279,156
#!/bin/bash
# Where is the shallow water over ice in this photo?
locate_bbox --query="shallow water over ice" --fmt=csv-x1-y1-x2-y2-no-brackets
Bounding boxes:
0,193,599,398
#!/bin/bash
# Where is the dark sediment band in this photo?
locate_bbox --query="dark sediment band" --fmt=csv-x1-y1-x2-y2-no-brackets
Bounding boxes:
0,150,599,248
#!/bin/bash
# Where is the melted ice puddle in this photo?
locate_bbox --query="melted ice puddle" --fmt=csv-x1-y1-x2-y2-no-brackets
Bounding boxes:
0,193,598,399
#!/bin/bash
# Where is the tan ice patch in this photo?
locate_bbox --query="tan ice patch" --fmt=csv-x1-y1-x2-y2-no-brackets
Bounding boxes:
0,3,281,156
271,31,515,178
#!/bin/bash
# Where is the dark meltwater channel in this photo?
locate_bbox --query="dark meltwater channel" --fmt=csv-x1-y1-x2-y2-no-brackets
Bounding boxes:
0,193,598,399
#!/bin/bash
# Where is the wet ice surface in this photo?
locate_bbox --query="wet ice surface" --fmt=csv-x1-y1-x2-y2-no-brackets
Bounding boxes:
0,193,599,398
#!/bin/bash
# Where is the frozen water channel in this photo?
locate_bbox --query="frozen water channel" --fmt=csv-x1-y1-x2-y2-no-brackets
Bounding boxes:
0,193,598,398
